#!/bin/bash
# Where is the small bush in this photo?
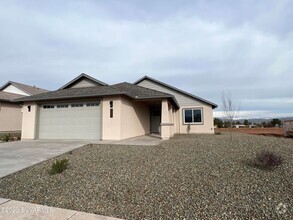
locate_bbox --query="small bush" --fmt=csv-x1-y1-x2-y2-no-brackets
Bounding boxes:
49,159,69,175
253,150,283,170
1,134,12,142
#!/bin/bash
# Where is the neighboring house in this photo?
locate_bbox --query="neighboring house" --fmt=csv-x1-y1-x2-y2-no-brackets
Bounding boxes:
233,124,247,128
0,81,48,133
16,73,217,140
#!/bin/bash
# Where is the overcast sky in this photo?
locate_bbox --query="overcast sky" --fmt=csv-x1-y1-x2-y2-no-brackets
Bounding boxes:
0,0,292,118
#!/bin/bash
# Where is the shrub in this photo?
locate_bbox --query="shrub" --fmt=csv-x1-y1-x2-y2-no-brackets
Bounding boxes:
186,124,191,134
1,134,12,142
253,150,283,170
49,159,69,175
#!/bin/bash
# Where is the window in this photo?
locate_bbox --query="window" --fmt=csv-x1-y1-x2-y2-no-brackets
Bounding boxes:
86,102,100,107
43,105,54,109
57,104,69,108
71,103,83,108
110,101,113,118
183,108,203,124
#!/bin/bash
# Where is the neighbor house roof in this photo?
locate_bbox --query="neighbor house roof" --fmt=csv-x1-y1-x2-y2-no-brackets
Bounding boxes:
0,91,25,102
0,81,49,95
15,82,180,108
59,73,108,90
134,76,218,109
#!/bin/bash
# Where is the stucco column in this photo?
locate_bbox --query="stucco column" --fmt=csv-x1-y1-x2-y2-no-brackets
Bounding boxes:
161,99,172,140
21,103,39,140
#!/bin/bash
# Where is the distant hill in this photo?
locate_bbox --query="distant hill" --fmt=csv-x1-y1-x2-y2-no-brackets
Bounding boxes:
214,117,293,123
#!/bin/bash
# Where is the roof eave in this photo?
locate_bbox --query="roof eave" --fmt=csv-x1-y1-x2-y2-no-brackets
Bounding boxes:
14,92,126,103
133,96,180,109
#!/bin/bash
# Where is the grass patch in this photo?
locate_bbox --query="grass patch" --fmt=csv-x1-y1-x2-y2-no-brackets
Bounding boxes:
49,159,69,175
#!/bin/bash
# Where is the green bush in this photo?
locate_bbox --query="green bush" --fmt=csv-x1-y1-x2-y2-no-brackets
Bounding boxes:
49,159,69,175
1,134,12,142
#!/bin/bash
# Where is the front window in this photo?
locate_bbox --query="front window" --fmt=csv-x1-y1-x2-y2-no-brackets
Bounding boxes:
184,108,203,124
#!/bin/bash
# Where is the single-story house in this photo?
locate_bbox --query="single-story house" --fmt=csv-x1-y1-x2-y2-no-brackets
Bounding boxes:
0,81,48,133
16,73,217,140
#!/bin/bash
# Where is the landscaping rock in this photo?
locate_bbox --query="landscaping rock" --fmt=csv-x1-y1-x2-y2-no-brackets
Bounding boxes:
0,133,292,219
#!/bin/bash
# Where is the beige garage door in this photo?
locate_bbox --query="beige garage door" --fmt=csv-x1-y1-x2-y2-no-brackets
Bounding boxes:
38,101,101,139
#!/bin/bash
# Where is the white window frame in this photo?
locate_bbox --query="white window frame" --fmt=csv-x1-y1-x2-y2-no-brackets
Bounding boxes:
183,108,203,125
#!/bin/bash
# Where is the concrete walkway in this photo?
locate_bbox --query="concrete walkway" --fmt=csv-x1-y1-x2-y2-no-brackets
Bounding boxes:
0,140,90,178
0,198,122,220
93,134,163,146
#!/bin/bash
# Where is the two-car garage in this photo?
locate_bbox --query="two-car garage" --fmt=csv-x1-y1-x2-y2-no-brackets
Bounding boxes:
37,101,102,140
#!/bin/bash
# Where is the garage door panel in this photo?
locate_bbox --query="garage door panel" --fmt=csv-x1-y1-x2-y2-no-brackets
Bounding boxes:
38,102,101,139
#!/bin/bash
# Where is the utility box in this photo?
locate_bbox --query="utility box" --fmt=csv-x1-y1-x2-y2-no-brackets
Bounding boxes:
284,120,293,137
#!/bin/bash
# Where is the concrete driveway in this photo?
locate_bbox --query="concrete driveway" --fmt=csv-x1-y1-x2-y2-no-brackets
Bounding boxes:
0,140,90,178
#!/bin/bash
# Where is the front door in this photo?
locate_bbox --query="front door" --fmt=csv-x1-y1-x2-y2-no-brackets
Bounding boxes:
150,107,161,133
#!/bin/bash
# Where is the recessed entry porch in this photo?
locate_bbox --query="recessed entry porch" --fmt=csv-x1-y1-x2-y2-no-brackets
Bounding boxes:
134,99,176,140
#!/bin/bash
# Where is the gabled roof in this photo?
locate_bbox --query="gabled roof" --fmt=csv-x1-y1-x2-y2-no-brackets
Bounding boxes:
0,81,48,95
0,91,25,102
59,73,108,90
112,82,179,108
15,82,180,108
134,76,217,109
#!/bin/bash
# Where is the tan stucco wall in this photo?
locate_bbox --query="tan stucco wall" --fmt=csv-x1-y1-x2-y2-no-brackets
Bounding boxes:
102,97,122,140
21,103,39,140
121,97,150,139
178,105,214,134
0,102,22,132
102,96,151,140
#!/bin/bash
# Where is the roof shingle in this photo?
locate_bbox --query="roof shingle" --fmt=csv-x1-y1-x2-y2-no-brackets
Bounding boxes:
0,91,25,102
15,82,180,108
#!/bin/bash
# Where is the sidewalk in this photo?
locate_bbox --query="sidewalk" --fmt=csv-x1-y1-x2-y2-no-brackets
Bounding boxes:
0,198,122,220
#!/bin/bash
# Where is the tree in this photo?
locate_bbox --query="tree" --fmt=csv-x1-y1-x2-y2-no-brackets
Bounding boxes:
214,118,224,128
243,119,249,126
271,118,281,127
221,90,240,141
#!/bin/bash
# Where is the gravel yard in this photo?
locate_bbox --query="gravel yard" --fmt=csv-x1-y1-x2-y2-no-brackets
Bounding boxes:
0,133,292,219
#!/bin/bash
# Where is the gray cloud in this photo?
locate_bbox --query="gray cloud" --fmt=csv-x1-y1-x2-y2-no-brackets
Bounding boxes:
0,0,292,118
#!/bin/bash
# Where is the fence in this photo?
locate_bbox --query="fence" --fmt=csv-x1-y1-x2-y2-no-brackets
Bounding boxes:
284,120,293,137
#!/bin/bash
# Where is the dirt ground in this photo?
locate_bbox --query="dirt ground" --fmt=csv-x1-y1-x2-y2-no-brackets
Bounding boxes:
216,128,285,137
